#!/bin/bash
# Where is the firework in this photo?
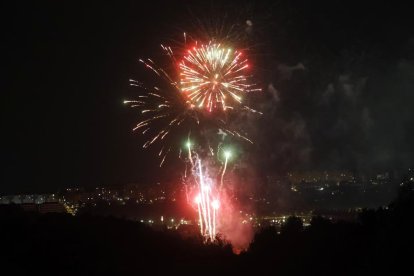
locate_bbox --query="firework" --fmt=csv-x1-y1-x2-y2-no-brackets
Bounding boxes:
125,33,262,242
124,77,193,167
179,43,260,112
125,35,260,166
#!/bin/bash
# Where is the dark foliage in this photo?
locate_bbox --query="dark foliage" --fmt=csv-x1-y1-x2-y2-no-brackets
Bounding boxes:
1,188,413,275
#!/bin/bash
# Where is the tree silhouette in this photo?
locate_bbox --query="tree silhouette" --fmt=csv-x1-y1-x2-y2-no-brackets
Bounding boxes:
281,216,303,234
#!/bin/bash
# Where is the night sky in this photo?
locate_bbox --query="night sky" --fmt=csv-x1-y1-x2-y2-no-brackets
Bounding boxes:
2,1,414,193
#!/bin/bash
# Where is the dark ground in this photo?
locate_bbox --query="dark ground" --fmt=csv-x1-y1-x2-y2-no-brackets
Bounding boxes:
1,184,413,275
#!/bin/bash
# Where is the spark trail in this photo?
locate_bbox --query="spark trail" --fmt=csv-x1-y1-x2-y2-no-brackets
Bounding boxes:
194,158,220,241
220,149,231,190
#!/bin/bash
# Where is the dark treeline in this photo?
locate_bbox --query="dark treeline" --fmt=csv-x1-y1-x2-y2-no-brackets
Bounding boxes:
1,184,413,275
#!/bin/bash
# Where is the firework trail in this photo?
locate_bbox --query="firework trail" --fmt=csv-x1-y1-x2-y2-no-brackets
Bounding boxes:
186,145,233,242
220,149,231,190
194,158,219,240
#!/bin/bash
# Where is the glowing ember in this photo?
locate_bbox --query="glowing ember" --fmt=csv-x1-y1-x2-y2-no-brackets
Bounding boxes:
212,199,220,210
